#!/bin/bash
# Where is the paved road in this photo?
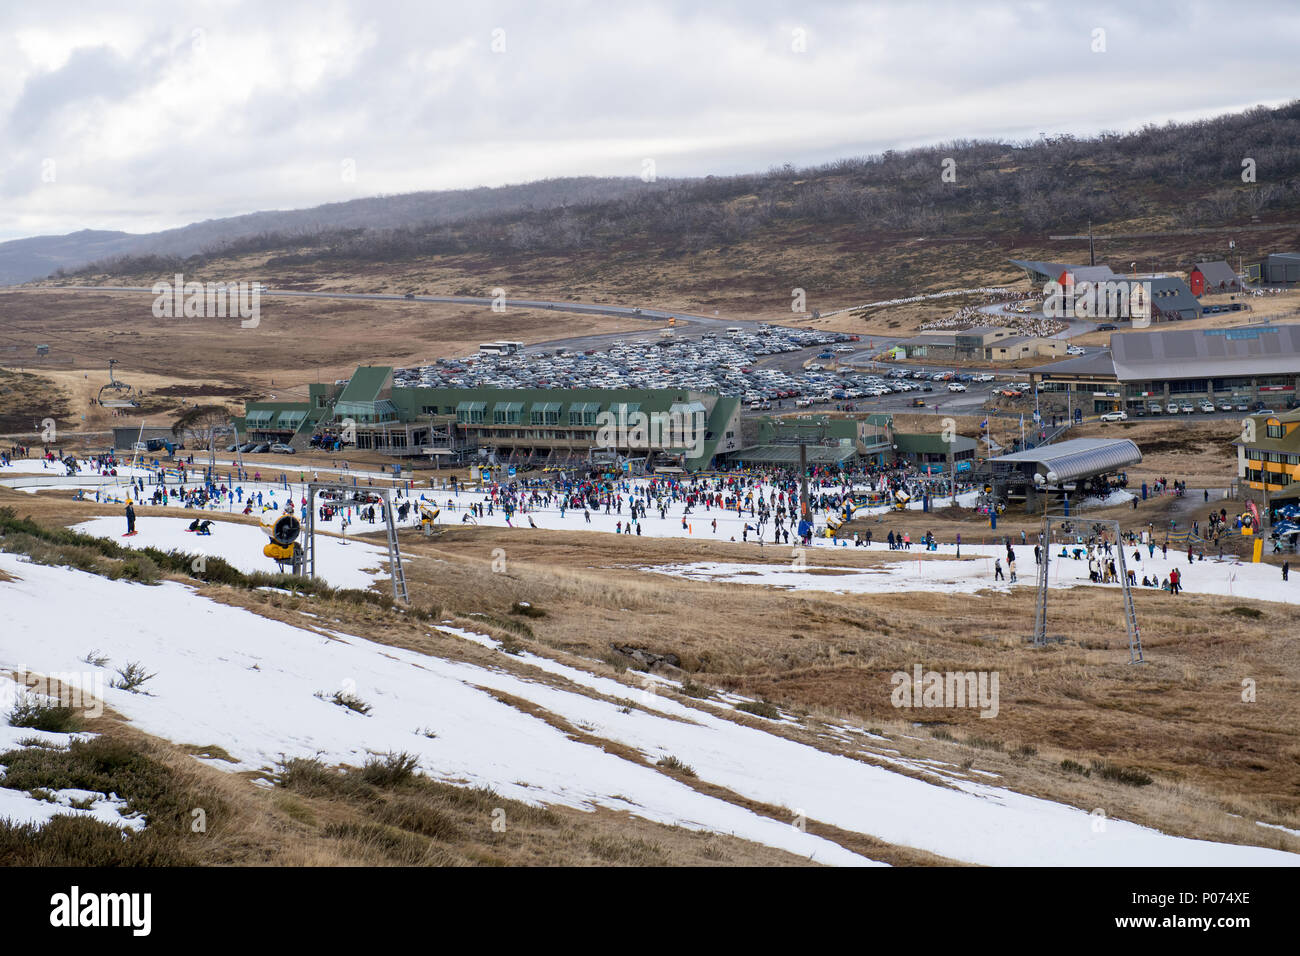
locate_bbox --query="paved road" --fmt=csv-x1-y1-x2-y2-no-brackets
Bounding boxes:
61,284,746,332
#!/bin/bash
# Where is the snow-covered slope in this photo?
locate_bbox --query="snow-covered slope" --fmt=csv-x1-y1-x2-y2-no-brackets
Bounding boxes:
1,552,1294,866
73,516,387,591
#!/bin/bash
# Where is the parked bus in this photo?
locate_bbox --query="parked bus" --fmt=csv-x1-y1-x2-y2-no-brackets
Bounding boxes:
479,341,524,356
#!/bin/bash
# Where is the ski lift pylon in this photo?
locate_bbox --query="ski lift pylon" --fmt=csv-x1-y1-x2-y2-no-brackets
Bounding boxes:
98,359,140,408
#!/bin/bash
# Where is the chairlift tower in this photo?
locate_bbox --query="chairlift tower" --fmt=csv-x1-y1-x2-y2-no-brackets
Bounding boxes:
302,482,409,603
1033,513,1144,663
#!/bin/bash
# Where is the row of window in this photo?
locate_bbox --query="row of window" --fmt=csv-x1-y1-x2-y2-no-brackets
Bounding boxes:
1245,468,1294,486
1247,449,1299,465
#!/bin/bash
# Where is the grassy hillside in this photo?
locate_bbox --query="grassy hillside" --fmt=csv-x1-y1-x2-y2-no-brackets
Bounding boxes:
40,100,1300,316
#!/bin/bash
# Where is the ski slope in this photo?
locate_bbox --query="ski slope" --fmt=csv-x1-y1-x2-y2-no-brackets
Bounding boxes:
1,551,1294,866
72,516,388,591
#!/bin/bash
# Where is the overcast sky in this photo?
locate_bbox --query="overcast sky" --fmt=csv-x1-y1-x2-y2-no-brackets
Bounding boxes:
1,0,1297,242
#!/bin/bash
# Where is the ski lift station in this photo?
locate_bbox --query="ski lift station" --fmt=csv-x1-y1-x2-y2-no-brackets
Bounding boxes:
985,437,1143,511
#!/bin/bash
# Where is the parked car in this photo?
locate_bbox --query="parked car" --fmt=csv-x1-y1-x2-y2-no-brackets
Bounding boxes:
1253,401,1269,412
1237,401,1250,412
1148,403,1162,416
1218,401,1233,412
1165,402,1179,415
1180,403,1194,415
1097,323,1118,332
1134,405,1146,418
1099,411,1128,422
252,443,271,453
1199,401,1215,414
948,383,967,392
270,443,296,454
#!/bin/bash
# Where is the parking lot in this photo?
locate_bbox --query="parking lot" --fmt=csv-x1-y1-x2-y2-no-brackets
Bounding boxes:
393,325,860,406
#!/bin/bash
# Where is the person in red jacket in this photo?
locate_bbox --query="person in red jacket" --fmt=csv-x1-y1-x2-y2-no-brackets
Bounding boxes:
1169,567,1182,595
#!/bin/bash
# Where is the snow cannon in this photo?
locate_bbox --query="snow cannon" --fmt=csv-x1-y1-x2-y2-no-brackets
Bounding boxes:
261,510,301,547
263,541,297,562
261,510,302,569
893,489,911,510
419,503,441,523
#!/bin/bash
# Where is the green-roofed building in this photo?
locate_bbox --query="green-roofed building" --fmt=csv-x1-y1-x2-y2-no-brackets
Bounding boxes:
726,414,894,468
237,365,743,471
893,432,979,471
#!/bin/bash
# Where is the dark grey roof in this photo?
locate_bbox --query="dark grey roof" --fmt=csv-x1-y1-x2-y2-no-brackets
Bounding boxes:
1034,350,1117,379
1193,261,1241,291
1111,325,1300,380
1009,259,1116,284
1148,276,1201,318
899,333,957,347
990,438,1142,483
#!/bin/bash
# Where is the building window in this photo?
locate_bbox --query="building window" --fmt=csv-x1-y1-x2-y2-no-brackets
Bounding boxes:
1266,421,1284,440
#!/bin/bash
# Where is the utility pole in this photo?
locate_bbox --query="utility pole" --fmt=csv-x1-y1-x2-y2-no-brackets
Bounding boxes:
1088,220,1095,267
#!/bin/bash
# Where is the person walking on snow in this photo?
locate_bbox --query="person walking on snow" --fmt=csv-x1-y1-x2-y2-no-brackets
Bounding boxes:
994,558,1004,581
125,500,136,535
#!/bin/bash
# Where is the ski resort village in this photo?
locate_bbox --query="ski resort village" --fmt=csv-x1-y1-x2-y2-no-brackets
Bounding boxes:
3,6,1300,928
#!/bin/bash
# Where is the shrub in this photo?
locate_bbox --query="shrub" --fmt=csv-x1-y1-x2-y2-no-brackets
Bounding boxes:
656,755,696,777
112,662,156,694
930,728,955,741
327,691,372,715
1090,760,1153,787
735,700,780,719
509,601,546,618
360,751,420,788
6,694,83,733
678,680,713,699
1060,759,1090,777
1229,606,1263,619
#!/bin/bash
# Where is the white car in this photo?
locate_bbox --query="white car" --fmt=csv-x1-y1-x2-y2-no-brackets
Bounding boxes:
1099,411,1127,422
1066,345,1085,355
1166,402,1179,414
948,383,967,392
1199,401,1215,413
